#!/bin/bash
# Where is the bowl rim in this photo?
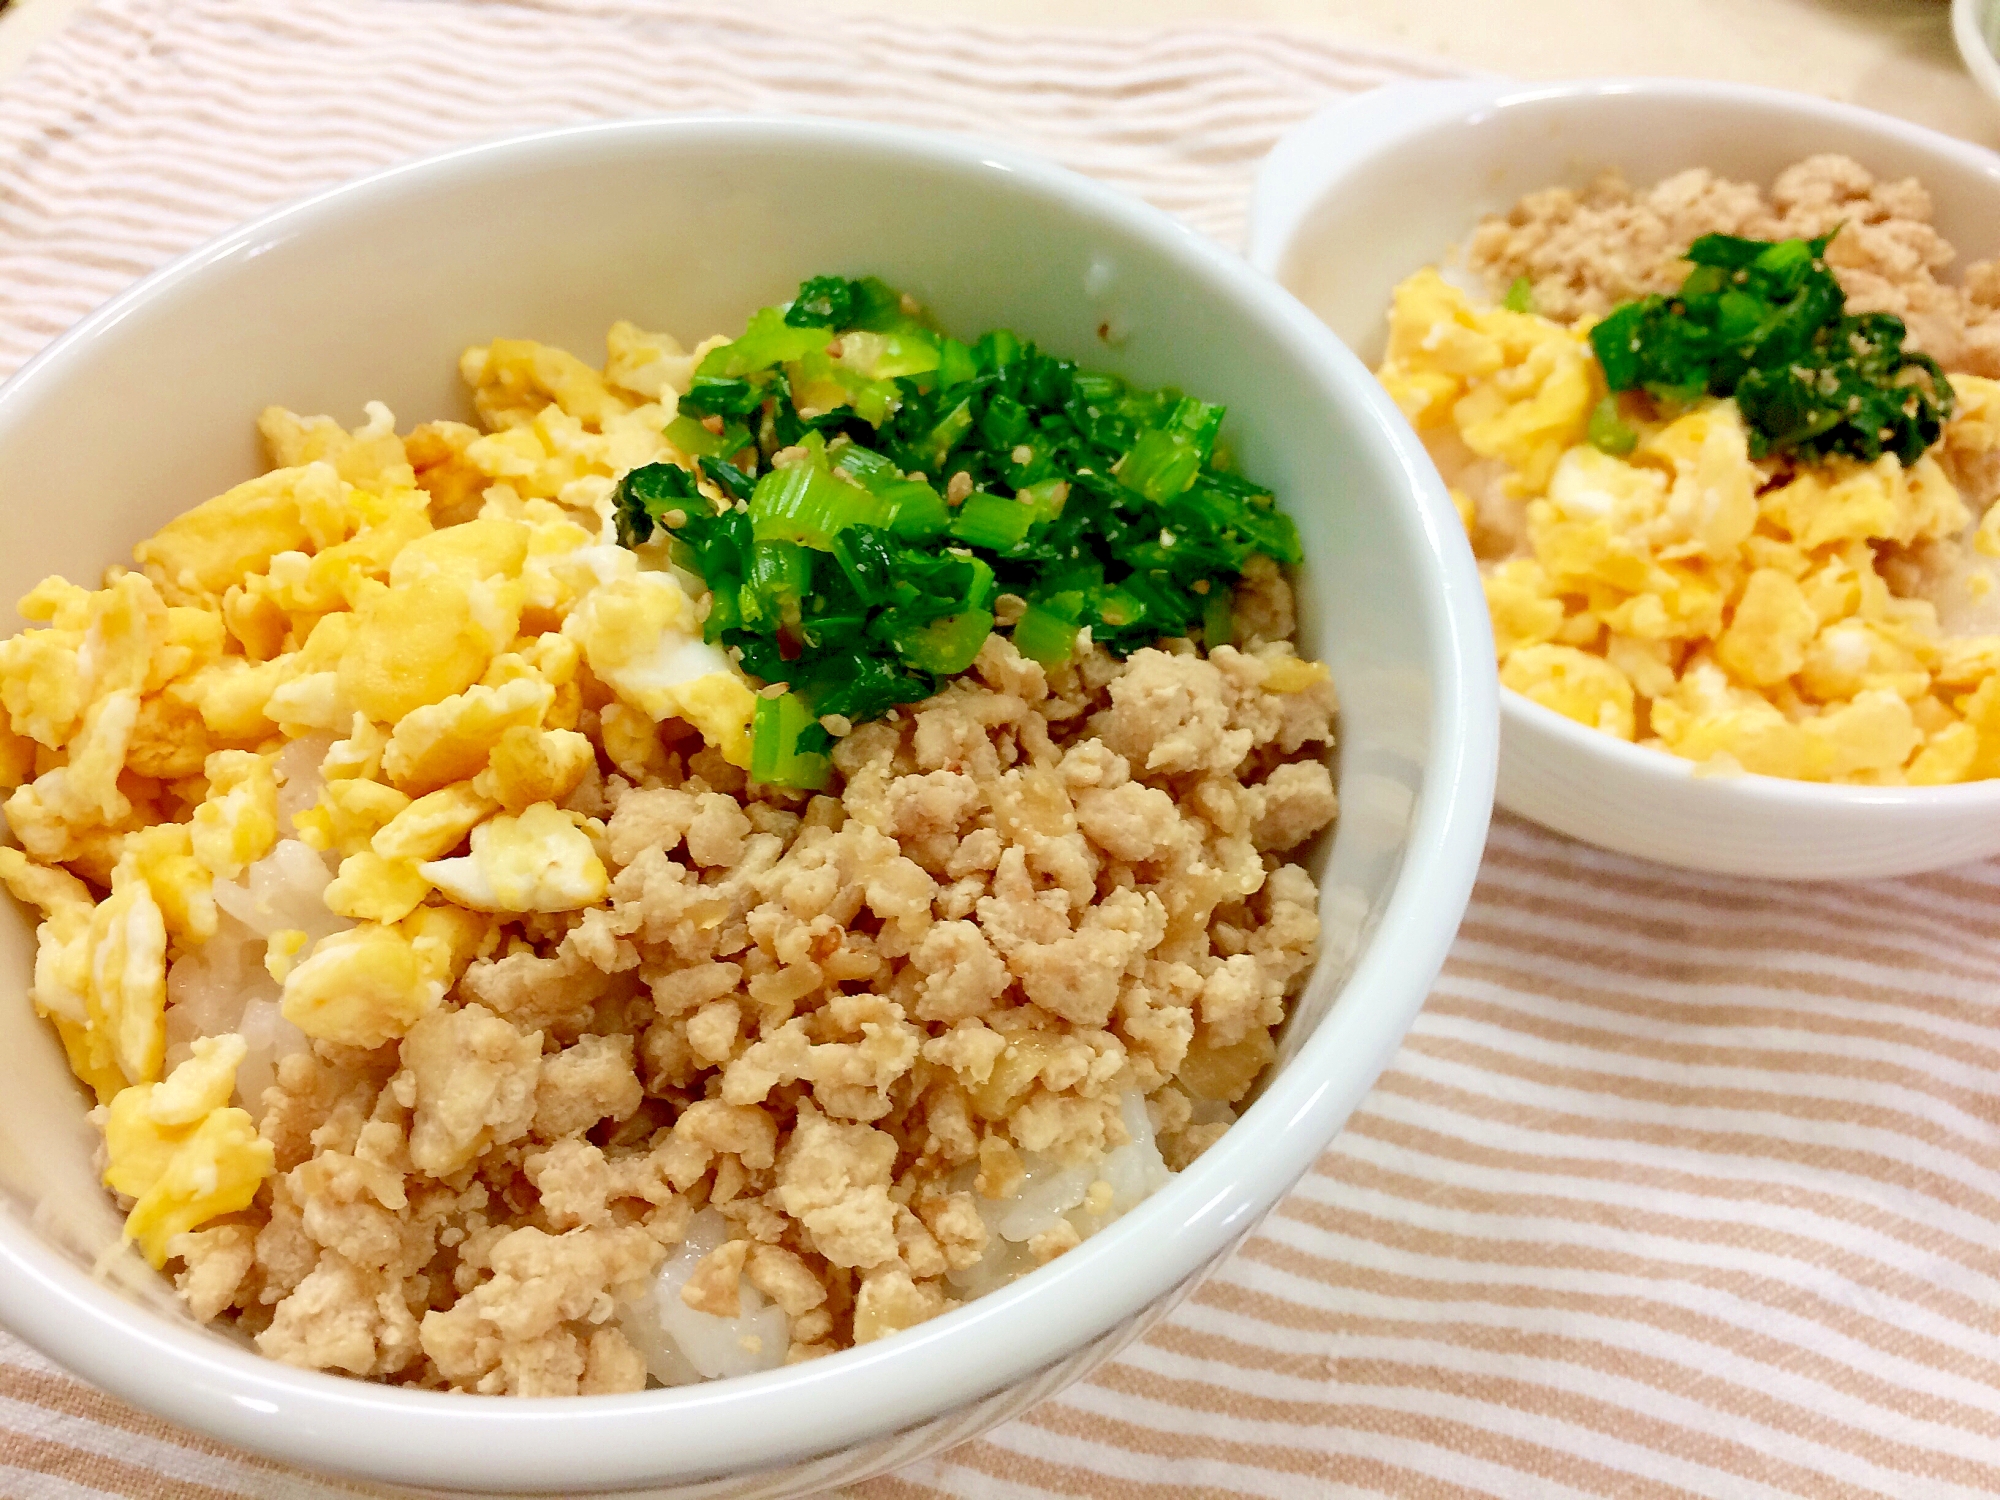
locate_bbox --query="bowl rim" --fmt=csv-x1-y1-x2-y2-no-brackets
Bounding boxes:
0,112,1498,1492
1954,0,2000,110
1248,73,2000,814
1505,690,2000,808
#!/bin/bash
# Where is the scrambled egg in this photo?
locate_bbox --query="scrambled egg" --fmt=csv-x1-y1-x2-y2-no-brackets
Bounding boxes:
0,326,761,1256
1379,268,2000,784
101,1034,273,1267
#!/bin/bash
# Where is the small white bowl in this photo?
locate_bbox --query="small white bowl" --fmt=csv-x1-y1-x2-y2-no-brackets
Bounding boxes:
1248,76,2000,880
1955,0,2000,114
0,118,1496,1495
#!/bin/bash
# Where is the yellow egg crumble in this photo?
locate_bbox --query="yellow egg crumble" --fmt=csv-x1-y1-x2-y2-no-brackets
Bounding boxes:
0,322,753,1267
1380,260,2000,785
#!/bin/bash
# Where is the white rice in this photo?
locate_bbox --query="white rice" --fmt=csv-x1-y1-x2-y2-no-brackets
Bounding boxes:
165,837,335,1117
946,1089,1173,1301
613,1093,1175,1385
617,1208,790,1385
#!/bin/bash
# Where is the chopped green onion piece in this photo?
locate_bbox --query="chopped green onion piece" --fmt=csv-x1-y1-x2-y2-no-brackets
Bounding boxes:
828,440,949,535
835,330,940,380
830,442,901,492
948,492,1036,551
936,336,978,389
1164,396,1226,462
848,276,924,334
976,328,1022,378
1502,276,1534,314
1118,429,1201,502
894,608,995,675
1012,594,1082,666
923,397,975,474
739,541,811,631
979,393,1032,449
1015,477,1068,522
878,480,950,540
1587,395,1638,457
750,692,831,791
1201,586,1233,649
700,306,833,377
663,414,748,460
748,465,889,549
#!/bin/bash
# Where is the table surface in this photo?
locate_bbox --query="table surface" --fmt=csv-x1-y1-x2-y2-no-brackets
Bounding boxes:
12,0,1994,146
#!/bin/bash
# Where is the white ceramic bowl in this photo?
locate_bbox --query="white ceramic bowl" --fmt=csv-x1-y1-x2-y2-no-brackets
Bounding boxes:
1248,76,2000,880
0,118,1496,1495
1955,0,2000,114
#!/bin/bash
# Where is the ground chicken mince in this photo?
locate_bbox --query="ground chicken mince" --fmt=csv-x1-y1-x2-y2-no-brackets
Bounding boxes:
0,315,1338,1393
1376,155,2000,784
1464,153,2000,375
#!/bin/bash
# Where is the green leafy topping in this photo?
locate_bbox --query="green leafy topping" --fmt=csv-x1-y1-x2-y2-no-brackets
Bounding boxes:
1588,230,1954,466
750,692,830,791
785,275,856,329
1502,275,1534,315
613,461,699,549
1587,394,1638,457
628,274,1305,786
699,454,757,503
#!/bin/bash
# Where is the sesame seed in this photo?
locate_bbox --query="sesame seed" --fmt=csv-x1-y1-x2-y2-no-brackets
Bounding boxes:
825,338,844,358
664,508,688,529
759,682,790,699
946,471,974,505
899,292,922,316
700,414,725,435
818,713,854,737
1011,444,1034,464
994,593,1027,626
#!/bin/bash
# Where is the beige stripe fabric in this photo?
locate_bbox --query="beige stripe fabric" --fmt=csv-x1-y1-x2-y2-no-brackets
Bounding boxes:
2,1,1998,1496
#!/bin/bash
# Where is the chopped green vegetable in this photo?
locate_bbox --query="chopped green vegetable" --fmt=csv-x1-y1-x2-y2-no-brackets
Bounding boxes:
1502,276,1534,314
613,461,699,548
663,413,747,460
1588,229,1953,465
1201,586,1233,650
786,275,856,329
625,274,1308,786
1012,594,1083,666
891,608,996,675
1117,429,1201,502
750,464,891,548
699,455,757,503
750,692,830,791
1587,394,1638,457
948,492,1036,551
699,306,832,378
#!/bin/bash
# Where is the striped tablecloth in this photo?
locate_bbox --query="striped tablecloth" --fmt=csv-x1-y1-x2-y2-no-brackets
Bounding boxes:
4,3,2000,1496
